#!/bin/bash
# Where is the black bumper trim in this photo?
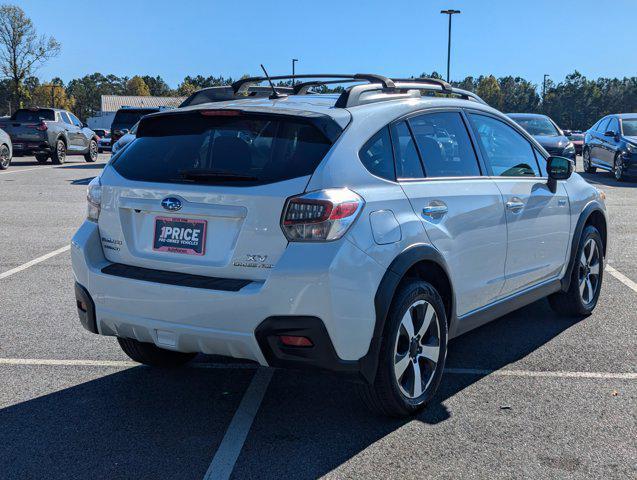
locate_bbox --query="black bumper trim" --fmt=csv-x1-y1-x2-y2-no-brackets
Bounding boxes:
101,263,252,292
74,282,98,334
255,316,367,381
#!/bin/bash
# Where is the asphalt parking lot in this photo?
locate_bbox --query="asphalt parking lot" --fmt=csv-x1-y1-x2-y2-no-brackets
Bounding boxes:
0,155,635,479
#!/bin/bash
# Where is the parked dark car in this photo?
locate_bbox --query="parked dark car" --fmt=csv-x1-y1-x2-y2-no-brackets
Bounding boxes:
583,114,637,181
566,131,585,155
0,127,12,169
507,113,576,161
93,128,109,138
0,108,98,164
110,107,161,144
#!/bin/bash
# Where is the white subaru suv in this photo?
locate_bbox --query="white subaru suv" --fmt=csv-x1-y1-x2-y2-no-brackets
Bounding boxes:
72,74,607,417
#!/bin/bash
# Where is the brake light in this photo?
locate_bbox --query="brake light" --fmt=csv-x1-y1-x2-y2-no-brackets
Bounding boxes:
281,188,364,241
200,109,242,117
279,335,313,347
35,121,47,131
86,176,102,222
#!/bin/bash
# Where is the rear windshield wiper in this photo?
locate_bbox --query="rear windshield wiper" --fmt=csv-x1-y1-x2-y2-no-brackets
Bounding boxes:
177,169,258,181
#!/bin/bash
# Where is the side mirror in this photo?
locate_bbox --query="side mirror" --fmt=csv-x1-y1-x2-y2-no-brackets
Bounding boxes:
547,156,573,193
121,129,129,135
604,130,616,137
563,129,572,136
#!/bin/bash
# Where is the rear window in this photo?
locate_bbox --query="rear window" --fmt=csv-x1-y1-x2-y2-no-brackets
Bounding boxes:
112,109,159,129
13,109,55,122
112,112,333,186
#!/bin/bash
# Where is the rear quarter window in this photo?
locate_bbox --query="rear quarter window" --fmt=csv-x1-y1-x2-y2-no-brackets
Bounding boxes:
13,109,55,122
112,112,333,186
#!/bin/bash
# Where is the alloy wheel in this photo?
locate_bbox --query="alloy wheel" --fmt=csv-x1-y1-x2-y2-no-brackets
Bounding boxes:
583,150,590,170
0,145,9,168
393,300,440,399
614,156,623,180
90,141,98,160
579,238,601,305
57,141,66,162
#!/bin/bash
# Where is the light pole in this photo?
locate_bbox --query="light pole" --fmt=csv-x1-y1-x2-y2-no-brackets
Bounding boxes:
292,58,299,86
543,74,550,100
440,9,461,83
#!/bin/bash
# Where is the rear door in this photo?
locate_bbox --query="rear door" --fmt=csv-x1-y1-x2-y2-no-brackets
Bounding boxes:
60,112,81,149
591,117,610,166
97,109,337,280
67,112,87,150
601,117,620,167
467,112,570,296
394,110,507,317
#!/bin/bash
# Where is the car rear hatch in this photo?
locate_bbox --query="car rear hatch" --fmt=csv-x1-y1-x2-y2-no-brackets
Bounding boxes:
97,107,345,282
1,109,53,146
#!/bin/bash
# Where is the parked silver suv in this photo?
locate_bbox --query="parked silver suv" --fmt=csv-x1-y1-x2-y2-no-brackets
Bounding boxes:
71,74,607,417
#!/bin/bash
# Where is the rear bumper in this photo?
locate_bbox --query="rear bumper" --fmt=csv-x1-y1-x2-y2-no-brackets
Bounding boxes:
11,141,51,155
71,221,385,374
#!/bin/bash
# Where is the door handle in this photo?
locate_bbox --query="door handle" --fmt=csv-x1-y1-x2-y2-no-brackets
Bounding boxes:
422,203,448,218
506,199,525,212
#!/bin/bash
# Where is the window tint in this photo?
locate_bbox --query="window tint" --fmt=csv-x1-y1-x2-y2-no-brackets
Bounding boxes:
13,109,55,122
359,128,395,180
60,112,73,125
622,119,637,136
409,112,481,177
533,147,547,176
468,114,540,177
68,113,82,127
597,117,610,133
129,122,139,135
606,117,619,134
113,113,332,186
390,121,424,179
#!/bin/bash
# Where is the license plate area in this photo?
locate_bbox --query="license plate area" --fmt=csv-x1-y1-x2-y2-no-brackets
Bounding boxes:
153,216,207,256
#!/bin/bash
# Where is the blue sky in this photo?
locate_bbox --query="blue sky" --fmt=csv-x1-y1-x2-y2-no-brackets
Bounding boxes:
16,0,637,88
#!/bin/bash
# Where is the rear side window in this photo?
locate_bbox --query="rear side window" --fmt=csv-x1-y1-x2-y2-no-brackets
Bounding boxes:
607,117,619,134
113,113,333,186
13,109,55,122
468,113,540,177
391,121,424,179
60,112,73,124
359,128,395,180
409,112,481,177
597,117,610,133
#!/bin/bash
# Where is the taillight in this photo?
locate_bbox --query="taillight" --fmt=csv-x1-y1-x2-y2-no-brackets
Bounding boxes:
87,176,102,222
35,121,47,131
281,188,364,241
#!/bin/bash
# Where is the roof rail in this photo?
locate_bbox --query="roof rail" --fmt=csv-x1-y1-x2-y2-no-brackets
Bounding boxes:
292,79,359,95
231,73,395,94
335,80,486,107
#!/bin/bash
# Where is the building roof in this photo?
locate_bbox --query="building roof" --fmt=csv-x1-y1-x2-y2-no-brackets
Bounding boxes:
100,95,186,112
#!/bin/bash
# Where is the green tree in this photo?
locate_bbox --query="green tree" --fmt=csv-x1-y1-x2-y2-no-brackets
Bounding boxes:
0,4,61,110
141,75,172,96
476,75,503,109
125,76,150,96
66,73,127,120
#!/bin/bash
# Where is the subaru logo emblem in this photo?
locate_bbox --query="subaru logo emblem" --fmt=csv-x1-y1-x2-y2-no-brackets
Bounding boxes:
161,197,182,211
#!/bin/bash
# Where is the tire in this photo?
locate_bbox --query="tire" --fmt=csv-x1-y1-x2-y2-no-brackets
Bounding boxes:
84,139,98,162
583,149,596,173
0,144,10,170
35,154,49,164
359,279,448,417
117,337,197,367
613,153,625,181
51,139,66,164
549,225,604,317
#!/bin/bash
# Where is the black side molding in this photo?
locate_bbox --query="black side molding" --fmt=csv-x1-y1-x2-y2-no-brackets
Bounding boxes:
357,245,455,384
255,316,362,379
74,282,98,334
561,201,607,292
101,263,252,292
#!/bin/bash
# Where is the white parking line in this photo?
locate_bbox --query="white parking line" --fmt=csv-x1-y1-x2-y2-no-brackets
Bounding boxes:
606,266,637,294
445,368,637,380
0,160,107,176
0,245,70,280
0,357,634,380
203,368,273,480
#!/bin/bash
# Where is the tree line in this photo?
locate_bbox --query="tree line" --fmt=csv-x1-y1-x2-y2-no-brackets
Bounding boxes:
1,4,636,131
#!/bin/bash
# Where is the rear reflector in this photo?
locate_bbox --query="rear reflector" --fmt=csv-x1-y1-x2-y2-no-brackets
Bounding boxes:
279,335,313,347
200,109,242,117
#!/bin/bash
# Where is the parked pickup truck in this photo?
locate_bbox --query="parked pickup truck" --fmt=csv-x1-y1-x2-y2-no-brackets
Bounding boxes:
0,108,98,164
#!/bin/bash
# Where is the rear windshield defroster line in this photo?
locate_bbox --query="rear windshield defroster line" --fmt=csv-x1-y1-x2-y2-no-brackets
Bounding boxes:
112,111,337,186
